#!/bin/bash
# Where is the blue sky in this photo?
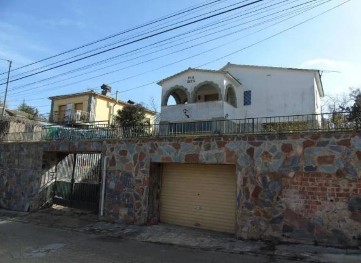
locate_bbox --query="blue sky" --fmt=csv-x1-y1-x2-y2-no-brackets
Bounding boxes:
0,0,360,114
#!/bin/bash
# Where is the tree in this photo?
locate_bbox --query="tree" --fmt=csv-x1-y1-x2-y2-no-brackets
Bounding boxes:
115,103,147,127
114,104,149,137
341,88,361,128
321,93,350,113
0,97,4,116
17,101,39,120
325,88,361,129
148,97,160,124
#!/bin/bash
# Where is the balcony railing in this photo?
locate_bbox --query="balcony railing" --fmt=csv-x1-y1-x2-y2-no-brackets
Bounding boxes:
52,110,94,124
2,112,361,142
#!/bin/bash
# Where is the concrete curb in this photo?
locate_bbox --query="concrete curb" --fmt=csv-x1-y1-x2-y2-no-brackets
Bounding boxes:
79,222,361,263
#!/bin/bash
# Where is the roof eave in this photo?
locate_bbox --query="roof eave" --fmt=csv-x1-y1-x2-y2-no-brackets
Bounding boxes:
221,62,322,73
224,72,242,86
157,68,193,86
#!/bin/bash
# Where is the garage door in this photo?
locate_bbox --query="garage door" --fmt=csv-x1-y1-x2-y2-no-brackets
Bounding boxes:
160,163,236,233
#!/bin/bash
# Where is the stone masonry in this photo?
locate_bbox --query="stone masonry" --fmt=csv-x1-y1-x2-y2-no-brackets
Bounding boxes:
103,132,361,246
0,143,43,211
1,132,361,246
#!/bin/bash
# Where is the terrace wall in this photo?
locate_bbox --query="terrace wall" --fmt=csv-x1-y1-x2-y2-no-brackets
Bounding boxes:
1,132,361,247
103,132,361,246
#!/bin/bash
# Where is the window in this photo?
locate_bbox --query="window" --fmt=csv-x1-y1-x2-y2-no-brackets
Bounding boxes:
75,103,83,111
244,90,251,106
58,105,66,121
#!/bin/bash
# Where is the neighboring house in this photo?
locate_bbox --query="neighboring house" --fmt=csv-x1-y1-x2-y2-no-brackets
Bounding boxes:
0,115,43,142
49,84,155,126
158,63,324,126
0,106,36,120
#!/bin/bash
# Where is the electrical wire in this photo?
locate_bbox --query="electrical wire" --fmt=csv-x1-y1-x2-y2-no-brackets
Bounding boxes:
8,0,335,99
8,0,315,91
0,0,233,81
0,0,264,85
0,0,228,76
5,0,349,111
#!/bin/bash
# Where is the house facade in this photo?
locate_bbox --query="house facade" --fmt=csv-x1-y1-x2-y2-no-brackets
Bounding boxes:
49,84,155,125
158,64,324,125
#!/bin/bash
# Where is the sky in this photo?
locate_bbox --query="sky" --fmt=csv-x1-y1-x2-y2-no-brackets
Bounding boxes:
0,0,360,115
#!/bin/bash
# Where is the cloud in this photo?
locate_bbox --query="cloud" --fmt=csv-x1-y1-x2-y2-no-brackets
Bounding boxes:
300,59,361,96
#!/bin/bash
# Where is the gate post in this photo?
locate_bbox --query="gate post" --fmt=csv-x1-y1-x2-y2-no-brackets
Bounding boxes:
70,153,77,205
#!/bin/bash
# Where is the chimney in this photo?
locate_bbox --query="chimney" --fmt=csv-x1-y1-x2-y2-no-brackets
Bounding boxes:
101,84,111,96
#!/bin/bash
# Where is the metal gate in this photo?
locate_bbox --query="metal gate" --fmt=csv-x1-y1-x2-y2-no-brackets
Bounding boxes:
53,153,102,210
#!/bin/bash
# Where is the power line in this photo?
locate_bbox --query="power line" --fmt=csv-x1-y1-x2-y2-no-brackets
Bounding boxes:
1,0,233,81
197,0,351,67
8,0,334,98
0,0,263,85
85,0,352,92
8,0,349,114
5,0,331,98
113,0,351,96
8,0,312,91
0,0,227,76
7,0,275,89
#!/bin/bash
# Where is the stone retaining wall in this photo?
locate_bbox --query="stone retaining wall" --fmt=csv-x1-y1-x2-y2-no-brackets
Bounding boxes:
0,143,43,211
1,132,361,246
103,132,361,246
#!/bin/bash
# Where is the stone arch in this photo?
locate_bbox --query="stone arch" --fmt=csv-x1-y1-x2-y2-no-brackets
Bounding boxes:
162,85,190,106
225,85,237,107
192,81,222,103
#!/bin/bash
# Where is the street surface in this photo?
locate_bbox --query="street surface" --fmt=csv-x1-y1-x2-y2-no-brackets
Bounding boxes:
0,219,291,263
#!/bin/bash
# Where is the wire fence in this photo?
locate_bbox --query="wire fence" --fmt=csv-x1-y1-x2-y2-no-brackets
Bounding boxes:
1,112,361,142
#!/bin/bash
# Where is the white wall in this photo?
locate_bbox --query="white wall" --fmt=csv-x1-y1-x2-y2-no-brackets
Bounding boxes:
224,65,318,118
161,70,241,104
314,79,321,114
160,66,322,123
161,101,239,122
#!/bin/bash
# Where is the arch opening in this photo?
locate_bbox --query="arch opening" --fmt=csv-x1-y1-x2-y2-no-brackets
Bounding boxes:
163,87,188,106
226,86,237,107
194,83,221,103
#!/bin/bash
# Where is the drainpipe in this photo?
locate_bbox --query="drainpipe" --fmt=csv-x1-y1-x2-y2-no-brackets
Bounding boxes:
100,156,108,217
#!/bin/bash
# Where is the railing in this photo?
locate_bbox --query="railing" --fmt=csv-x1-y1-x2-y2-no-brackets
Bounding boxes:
52,110,94,123
2,112,361,142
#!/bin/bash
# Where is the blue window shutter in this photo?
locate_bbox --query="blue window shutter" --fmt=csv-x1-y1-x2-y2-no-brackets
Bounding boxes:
244,90,251,106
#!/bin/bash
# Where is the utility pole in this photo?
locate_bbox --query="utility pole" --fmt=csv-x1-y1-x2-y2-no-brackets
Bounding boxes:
1,59,12,117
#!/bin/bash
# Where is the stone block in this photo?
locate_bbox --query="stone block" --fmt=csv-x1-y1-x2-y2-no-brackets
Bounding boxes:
303,140,315,149
317,155,335,165
281,143,293,153
184,153,199,163
337,139,351,147
304,165,317,172
348,195,361,214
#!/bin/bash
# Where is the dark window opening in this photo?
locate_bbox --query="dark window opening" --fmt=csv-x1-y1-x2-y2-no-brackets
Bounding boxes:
244,90,251,106
204,94,219,102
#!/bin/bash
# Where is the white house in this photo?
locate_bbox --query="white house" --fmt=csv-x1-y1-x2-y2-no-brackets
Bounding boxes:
158,63,324,128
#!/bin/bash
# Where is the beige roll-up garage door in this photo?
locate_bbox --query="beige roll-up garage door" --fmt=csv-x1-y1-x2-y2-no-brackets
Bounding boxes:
160,163,236,233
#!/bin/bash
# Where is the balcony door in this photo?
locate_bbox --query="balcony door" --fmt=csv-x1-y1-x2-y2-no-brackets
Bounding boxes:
59,105,66,121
